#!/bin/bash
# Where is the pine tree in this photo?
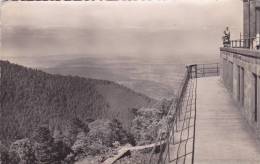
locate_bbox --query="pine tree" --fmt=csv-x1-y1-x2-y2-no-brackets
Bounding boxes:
9,138,36,164
0,143,9,164
33,126,67,164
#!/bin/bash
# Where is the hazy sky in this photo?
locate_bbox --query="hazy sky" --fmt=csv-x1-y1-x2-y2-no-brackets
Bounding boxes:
0,0,243,66
2,0,242,30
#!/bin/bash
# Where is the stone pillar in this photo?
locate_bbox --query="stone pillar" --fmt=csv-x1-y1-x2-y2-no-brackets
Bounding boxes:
243,0,258,41
244,0,250,38
0,0,2,83
249,1,256,38
256,8,260,34
0,1,2,54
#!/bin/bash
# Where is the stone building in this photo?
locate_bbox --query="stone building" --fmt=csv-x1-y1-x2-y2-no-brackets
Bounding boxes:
220,0,260,138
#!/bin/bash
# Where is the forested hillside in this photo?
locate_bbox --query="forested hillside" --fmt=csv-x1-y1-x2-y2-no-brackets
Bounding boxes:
0,60,155,145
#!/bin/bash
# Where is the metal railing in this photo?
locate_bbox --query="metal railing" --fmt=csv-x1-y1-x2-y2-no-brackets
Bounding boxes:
230,36,260,49
230,38,254,49
147,63,219,164
196,63,219,78
112,63,220,164
147,65,197,164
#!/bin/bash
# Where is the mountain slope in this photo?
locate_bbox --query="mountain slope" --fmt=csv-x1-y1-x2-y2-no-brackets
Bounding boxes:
0,60,155,144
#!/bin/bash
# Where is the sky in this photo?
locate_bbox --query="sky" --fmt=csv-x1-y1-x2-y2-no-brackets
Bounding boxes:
2,0,242,30
0,0,244,66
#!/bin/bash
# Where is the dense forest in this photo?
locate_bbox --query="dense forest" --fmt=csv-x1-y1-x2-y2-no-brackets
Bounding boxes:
0,60,155,146
0,60,176,163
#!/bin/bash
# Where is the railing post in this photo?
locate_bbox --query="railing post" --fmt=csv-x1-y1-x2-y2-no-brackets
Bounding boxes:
191,64,197,164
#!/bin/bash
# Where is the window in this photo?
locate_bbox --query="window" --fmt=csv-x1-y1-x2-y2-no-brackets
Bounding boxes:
237,65,240,101
229,62,233,92
241,67,245,106
253,73,257,122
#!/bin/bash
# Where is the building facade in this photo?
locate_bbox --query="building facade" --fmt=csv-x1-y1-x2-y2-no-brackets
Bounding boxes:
220,48,260,137
220,0,260,138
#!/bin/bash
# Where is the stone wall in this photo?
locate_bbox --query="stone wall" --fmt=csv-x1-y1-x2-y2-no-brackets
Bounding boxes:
220,47,260,138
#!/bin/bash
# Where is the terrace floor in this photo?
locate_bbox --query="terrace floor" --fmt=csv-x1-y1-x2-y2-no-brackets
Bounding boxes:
194,77,260,164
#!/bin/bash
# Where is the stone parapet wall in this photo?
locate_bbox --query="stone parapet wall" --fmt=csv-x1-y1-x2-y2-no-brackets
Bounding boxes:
220,47,260,138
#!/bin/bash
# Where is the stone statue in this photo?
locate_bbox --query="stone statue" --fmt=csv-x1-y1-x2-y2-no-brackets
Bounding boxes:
223,26,231,47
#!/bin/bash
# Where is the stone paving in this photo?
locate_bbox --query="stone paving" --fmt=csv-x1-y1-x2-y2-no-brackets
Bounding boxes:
195,77,260,164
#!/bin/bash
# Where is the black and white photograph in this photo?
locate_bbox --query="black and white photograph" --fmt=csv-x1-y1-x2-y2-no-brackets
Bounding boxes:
0,0,260,163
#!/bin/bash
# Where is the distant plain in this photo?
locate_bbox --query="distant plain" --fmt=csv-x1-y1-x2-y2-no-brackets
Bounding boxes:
1,26,220,99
